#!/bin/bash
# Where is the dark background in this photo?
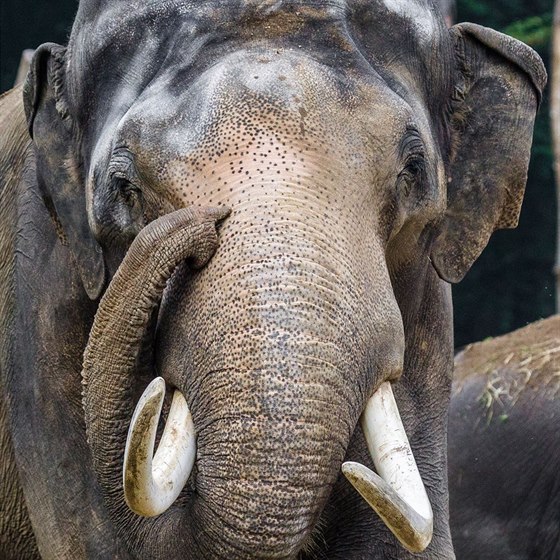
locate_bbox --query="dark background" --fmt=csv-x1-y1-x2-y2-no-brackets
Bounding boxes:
0,0,556,348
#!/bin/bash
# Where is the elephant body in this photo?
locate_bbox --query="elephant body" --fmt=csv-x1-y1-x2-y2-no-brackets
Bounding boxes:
449,315,560,560
0,86,41,560
0,1,545,558
0,86,131,559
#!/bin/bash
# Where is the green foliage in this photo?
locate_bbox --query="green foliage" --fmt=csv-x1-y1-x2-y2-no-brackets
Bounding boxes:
458,0,552,31
504,15,552,48
0,0,78,92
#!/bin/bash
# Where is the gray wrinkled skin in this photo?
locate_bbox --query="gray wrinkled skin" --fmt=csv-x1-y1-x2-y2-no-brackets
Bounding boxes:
449,315,560,560
0,1,545,558
0,87,40,560
434,0,455,26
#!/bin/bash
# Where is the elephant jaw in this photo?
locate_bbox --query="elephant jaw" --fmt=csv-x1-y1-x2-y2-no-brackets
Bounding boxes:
122,378,433,553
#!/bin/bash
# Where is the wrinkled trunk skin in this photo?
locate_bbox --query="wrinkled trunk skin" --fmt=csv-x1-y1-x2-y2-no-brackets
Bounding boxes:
157,227,373,557
83,189,403,558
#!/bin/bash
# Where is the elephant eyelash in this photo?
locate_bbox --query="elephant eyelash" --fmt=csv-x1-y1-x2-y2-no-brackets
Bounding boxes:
398,128,426,188
107,172,142,208
403,156,425,176
400,125,424,152
116,177,141,204
397,155,426,197
400,152,425,177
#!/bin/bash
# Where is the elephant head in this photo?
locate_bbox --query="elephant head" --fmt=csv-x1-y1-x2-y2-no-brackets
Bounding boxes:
23,0,545,558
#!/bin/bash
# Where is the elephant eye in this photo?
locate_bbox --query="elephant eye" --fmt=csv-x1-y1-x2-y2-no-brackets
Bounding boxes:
116,176,142,208
398,127,427,197
398,155,425,196
403,157,424,177
108,172,145,230
107,151,143,211
108,149,141,199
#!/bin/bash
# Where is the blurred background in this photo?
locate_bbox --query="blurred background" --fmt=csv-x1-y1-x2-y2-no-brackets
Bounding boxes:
0,0,556,348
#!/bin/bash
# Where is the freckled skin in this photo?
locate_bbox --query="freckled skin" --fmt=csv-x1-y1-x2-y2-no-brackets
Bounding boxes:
448,316,560,560
0,1,545,559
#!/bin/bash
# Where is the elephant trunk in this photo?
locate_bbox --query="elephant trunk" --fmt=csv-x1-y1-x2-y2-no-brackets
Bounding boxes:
82,206,230,557
82,202,421,558
82,201,369,558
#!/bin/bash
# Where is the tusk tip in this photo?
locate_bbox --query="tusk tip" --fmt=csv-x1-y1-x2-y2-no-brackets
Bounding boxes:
341,461,433,553
341,460,362,476
143,376,166,400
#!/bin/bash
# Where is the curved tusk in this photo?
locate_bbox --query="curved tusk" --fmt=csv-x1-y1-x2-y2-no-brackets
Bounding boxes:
123,377,196,517
342,382,433,553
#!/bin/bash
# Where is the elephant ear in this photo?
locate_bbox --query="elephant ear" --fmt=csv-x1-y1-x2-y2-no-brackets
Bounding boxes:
430,23,547,283
23,43,105,300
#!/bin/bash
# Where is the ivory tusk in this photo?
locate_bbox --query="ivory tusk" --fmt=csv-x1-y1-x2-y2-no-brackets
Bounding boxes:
342,382,433,552
123,377,196,517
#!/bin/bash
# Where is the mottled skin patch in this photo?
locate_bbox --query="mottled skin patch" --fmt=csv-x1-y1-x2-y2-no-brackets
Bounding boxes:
0,87,40,560
433,0,455,27
0,0,545,559
448,316,560,560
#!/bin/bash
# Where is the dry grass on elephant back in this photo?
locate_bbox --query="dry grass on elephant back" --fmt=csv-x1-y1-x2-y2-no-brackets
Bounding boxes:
453,314,560,420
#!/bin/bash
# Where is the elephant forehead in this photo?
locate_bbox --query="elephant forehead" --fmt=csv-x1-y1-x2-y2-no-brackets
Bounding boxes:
125,46,410,138
67,0,449,128
72,0,438,36
116,53,411,198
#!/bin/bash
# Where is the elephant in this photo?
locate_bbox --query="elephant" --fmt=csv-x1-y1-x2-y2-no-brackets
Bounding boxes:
448,315,560,560
0,0,545,558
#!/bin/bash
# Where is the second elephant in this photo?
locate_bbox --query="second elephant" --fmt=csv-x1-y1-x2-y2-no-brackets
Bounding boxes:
449,315,560,560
